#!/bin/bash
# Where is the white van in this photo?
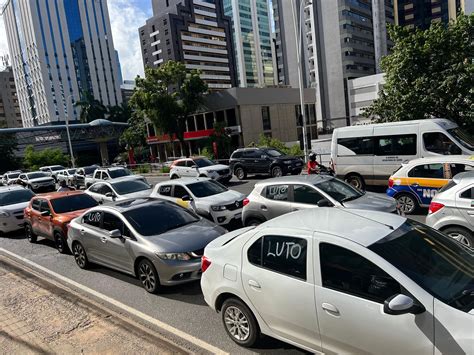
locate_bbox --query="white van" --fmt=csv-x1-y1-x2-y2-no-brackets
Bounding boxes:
330,119,473,189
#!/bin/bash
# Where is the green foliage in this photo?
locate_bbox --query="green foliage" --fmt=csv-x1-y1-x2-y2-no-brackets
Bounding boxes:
23,145,68,171
107,102,132,123
130,61,208,156
254,135,303,156
0,133,19,173
200,147,214,159
364,14,474,129
74,91,107,123
204,121,232,159
120,112,147,149
161,166,170,174
136,165,150,174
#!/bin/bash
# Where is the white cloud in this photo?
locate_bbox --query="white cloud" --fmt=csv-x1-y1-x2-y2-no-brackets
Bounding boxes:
108,0,150,81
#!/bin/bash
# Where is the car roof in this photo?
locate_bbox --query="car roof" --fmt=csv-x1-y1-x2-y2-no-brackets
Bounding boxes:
256,208,406,247
334,118,456,132
108,176,147,184
233,147,266,152
453,170,474,185
157,177,210,185
33,190,84,200
255,174,333,186
0,185,28,193
98,197,170,213
404,156,474,166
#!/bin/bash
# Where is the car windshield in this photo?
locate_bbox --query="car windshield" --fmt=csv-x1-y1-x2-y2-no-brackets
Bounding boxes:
27,172,49,179
50,194,98,214
316,178,364,203
0,189,35,206
108,169,132,178
265,149,284,157
194,158,215,168
112,180,151,195
51,166,65,171
7,173,20,179
448,128,474,151
67,169,76,174
83,166,97,175
124,202,198,236
187,180,227,198
369,220,474,313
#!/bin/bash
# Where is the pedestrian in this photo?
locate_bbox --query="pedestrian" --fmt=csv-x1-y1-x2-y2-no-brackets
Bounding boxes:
57,180,72,192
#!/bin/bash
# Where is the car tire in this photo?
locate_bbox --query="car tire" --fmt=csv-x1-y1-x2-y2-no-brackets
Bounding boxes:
199,174,207,178
271,165,283,178
72,242,89,269
25,224,37,243
234,167,247,180
443,226,473,247
54,232,69,254
137,259,161,294
170,174,179,180
395,193,418,215
345,174,365,190
245,218,264,227
222,298,260,347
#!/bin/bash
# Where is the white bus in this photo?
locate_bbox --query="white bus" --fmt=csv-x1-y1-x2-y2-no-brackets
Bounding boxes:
330,118,473,189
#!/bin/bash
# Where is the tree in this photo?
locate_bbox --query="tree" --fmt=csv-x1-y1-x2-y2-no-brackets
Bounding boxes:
107,102,132,123
205,121,232,159
23,146,68,171
364,14,474,129
130,61,208,156
74,91,107,123
254,134,303,156
0,133,19,173
119,112,147,150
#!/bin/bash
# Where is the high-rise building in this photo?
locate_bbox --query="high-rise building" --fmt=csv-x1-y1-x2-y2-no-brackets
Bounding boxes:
395,0,465,29
223,0,276,87
139,0,237,90
2,0,122,127
0,66,22,128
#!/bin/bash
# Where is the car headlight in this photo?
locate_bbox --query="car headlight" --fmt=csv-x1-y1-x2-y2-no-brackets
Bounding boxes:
0,211,10,218
283,160,293,164
155,252,191,261
32,184,39,188
211,205,227,211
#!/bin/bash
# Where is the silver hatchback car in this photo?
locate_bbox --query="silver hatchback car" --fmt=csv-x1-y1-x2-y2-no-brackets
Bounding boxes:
67,198,226,293
426,171,473,246
242,175,397,226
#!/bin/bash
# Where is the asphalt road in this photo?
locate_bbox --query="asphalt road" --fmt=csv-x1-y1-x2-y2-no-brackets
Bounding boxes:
0,175,428,354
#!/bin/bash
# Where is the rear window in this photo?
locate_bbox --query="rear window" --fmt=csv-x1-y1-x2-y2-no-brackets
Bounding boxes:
0,189,35,206
50,194,98,214
108,169,132,178
438,180,456,193
187,180,227,198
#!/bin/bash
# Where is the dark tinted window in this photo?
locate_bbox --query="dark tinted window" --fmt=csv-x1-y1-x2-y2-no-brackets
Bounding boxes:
449,163,473,178
265,149,283,157
408,164,444,179
83,211,102,228
369,220,474,312
338,137,374,155
108,169,132,178
32,199,41,211
187,180,227,198
424,132,461,155
39,200,51,213
194,158,214,167
316,179,363,203
375,135,417,156
293,185,325,205
320,243,401,303
173,185,189,198
50,194,98,214
0,189,34,206
83,166,97,175
175,161,186,167
447,128,474,151
439,180,456,193
243,150,260,159
231,151,242,159
27,172,49,179
89,183,104,193
265,184,289,201
7,173,20,179
248,236,307,280
123,202,198,236
460,188,473,199
261,106,271,131
158,185,172,196
102,212,124,232
111,180,150,195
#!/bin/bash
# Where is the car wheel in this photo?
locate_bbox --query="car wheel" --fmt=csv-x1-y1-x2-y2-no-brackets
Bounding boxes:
395,193,418,215
234,167,247,180
443,226,473,247
271,165,283,178
137,259,161,294
222,298,260,347
199,174,207,178
245,218,264,227
345,174,365,190
72,242,89,269
25,224,37,243
170,174,179,180
54,232,69,254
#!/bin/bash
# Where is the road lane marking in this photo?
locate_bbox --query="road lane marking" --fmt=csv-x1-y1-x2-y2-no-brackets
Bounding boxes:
0,248,228,355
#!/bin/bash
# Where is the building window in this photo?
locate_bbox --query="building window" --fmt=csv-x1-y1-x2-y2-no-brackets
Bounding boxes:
261,106,271,131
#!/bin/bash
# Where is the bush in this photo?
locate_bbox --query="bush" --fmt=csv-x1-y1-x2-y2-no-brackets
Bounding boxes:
23,145,68,171
161,166,170,173
137,165,150,174
255,135,303,157
200,147,214,159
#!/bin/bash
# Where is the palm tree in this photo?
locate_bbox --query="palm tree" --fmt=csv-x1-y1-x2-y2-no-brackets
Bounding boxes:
74,91,107,123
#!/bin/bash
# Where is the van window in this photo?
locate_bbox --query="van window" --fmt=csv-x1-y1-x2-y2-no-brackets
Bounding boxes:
375,135,416,156
423,132,461,155
337,137,373,155
408,164,444,179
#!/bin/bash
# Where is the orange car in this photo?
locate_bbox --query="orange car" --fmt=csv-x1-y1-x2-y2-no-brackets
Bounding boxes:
24,191,98,253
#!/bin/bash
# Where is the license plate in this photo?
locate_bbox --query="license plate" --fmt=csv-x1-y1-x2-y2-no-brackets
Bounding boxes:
234,213,242,220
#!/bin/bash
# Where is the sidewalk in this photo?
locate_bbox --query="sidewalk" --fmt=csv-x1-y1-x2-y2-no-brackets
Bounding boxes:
0,258,184,354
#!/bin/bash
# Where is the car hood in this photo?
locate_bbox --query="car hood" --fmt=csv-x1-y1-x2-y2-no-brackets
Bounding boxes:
143,218,226,252
343,192,397,212
200,164,229,171
119,189,152,200
29,177,54,184
1,201,30,214
195,190,245,207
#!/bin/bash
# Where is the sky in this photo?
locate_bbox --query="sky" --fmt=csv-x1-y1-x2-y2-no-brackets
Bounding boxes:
0,0,152,81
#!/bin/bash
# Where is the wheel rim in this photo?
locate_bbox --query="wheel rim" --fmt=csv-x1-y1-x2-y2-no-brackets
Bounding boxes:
397,195,415,213
236,169,244,179
224,306,250,341
139,263,156,291
273,167,282,177
448,232,471,247
73,244,86,267
56,236,64,252
347,177,361,189
25,226,32,241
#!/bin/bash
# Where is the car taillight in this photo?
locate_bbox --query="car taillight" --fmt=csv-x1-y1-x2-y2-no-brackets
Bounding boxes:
428,202,444,214
388,178,394,188
201,255,211,272
243,198,249,207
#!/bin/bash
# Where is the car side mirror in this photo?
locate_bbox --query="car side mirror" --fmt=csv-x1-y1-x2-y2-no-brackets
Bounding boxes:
384,294,425,315
317,199,334,207
41,210,51,217
105,192,116,200
108,229,122,238
181,194,193,201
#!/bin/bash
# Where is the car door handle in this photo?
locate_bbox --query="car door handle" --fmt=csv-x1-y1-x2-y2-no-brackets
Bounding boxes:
100,236,107,243
248,280,261,289
322,303,339,314
80,229,85,235
260,205,267,211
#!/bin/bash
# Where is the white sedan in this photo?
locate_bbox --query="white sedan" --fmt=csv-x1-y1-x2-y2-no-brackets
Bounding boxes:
85,177,152,204
201,208,473,354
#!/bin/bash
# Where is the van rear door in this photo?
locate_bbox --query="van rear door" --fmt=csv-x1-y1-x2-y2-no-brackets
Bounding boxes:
373,125,418,185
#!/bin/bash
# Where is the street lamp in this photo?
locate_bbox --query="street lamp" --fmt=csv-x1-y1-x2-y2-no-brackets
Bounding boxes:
64,93,76,168
291,0,311,162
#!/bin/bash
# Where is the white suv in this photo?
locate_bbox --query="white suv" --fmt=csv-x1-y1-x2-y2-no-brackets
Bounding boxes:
0,186,35,235
169,157,231,183
426,171,473,246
